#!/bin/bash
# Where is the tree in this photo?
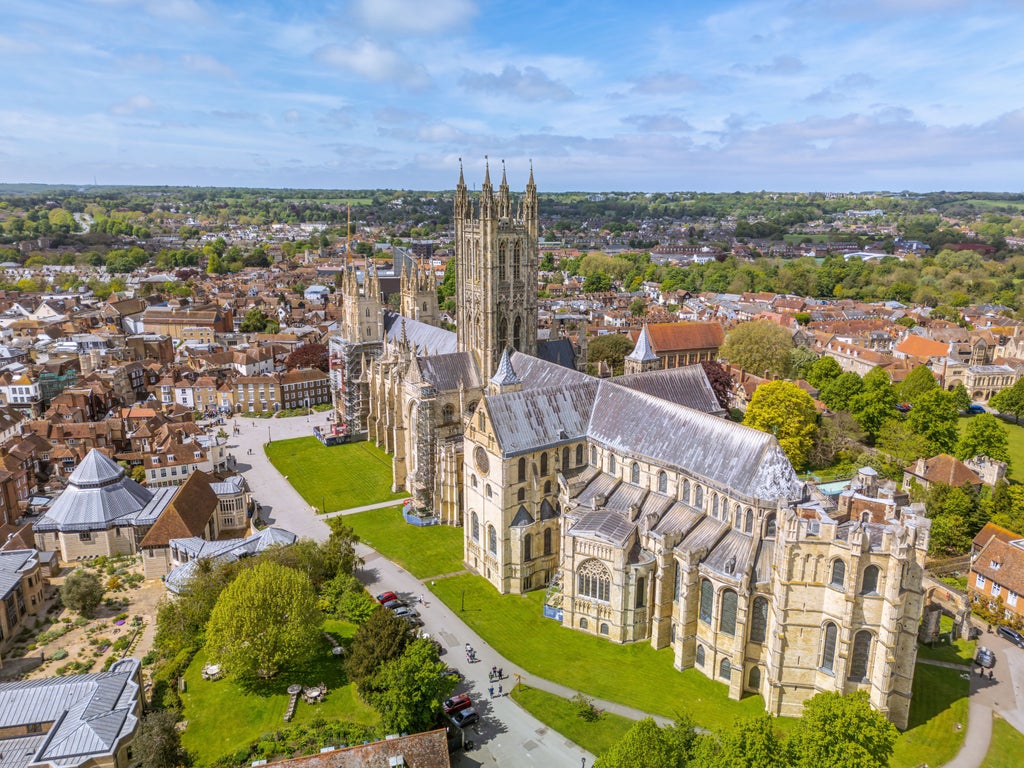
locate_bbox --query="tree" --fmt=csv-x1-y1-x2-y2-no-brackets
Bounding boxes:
285,342,329,372
861,366,892,392
701,360,733,411
363,638,456,734
849,383,897,442
743,381,818,471
61,568,104,617
990,378,1024,424
811,411,864,469
720,321,794,379
133,710,191,768
897,365,937,405
345,606,416,687
788,346,818,380
582,270,613,293
819,372,863,412
588,333,635,376
787,692,897,768
876,419,931,468
594,718,679,768
951,383,971,412
906,389,960,454
629,297,647,317
239,308,271,333
155,558,240,657
204,561,322,681
804,356,842,388
956,413,1011,464
714,713,786,768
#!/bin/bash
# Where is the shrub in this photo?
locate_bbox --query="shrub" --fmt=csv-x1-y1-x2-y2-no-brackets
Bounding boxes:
570,692,601,722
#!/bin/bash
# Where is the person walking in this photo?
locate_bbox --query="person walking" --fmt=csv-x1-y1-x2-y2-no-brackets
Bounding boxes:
497,683,503,696
488,685,494,698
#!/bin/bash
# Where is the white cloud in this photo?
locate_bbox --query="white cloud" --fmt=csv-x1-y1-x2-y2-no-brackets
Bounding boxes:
353,0,477,34
623,114,694,133
182,53,235,79
628,71,700,95
315,40,430,88
460,65,574,102
0,34,40,54
110,95,156,115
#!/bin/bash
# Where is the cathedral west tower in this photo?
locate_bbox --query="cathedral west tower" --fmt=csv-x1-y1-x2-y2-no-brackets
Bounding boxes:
455,160,538,381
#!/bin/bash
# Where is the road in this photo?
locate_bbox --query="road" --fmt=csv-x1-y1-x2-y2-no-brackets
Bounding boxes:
226,413,596,768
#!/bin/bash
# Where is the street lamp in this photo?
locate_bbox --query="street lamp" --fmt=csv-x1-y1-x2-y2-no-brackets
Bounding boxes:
322,495,326,515
267,424,271,445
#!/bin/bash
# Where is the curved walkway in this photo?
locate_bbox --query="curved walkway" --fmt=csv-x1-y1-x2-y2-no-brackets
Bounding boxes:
228,415,1000,767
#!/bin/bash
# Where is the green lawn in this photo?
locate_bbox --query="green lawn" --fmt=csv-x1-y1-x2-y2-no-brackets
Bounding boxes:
981,716,1024,768
916,636,977,666
890,663,970,768
180,622,378,765
344,506,466,578
265,437,406,512
430,573,767,731
958,415,1023,482
510,684,637,756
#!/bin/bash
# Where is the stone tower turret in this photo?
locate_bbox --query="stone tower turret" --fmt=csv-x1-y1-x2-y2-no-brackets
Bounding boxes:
400,258,439,327
624,324,660,374
341,262,383,343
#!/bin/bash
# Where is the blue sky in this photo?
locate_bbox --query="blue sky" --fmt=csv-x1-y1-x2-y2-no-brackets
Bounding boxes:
2,0,1023,192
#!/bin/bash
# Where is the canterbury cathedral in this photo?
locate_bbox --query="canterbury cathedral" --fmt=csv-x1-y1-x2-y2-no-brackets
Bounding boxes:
330,164,929,728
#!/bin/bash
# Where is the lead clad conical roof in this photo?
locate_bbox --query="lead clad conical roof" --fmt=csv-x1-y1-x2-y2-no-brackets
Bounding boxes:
626,324,658,363
490,347,521,387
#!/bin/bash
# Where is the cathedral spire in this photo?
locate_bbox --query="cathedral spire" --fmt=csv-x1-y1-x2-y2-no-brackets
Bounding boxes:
480,155,495,219
488,346,523,394
498,159,511,218
455,157,469,220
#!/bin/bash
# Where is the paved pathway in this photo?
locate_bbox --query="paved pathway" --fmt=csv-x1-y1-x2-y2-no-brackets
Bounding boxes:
323,500,405,519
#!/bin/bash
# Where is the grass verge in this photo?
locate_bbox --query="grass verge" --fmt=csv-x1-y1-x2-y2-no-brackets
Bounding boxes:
344,506,466,579
890,663,970,768
981,716,1024,768
430,573,766,731
265,437,406,511
180,621,378,765
510,684,636,756
958,415,1023,482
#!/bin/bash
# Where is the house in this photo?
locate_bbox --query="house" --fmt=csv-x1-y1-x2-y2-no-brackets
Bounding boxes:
0,548,46,652
970,523,1024,622
0,658,142,768
902,454,983,494
625,321,725,370
138,470,222,579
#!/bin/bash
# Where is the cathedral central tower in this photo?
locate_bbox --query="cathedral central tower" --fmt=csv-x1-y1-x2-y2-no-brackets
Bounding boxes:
455,160,538,381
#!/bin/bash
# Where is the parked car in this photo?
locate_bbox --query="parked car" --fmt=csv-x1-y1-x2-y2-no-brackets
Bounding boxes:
450,707,479,728
380,599,404,611
443,693,473,715
997,626,1024,647
967,404,986,414
976,647,996,668
895,403,912,413
376,591,399,604
392,606,420,620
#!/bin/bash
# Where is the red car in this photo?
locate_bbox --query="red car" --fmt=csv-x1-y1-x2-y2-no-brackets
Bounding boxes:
443,693,472,715
376,591,399,605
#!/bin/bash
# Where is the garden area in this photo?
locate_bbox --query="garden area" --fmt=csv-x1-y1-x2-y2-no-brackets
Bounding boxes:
958,414,1024,482
510,685,635,755
265,437,406,512
343,505,466,579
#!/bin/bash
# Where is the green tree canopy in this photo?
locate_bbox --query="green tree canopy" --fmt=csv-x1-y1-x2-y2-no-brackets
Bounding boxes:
362,638,456,734
743,381,819,471
61,568,105,618
819,372,863,412
876,419,932,468
720,321,794,379
588,333,636,376
951,383,971,412
906,389,960,454
897,365,938,405
804,356,842,388
594,718,681,768
204,561,322,681
955,413,1011,464
713,713,786,768
239,308,272,333
990,378,1024,424
345,606,416,687
861,366,892,392
787,692,898,768
132,710,192,768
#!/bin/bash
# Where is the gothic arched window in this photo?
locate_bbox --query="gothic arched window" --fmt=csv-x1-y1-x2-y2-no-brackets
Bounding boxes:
734,504,743,528
609,454,616,475
694,485,704,509
513,241,522,280
631,462,640,485
576,444,584,465
821,622,838,672
487,524,497,555
517,488,525,502
524,534,532,561
513,315,522,350
830,559,846,589
696,644,705,666
562,447,569,468
699,579,713,624
518,457,526,483
719,658,731,679
544,480,551,494
861,565,880,595
719,589,738,635
849,630,872,680
498,242,507,281
764,513,776,538
658,471,668,493
750,596,768,643
540,452,548,475
712,494,719,519
471,512,479,541
682,479,691,505
543,528,552,555
748,666,761,691
498,317,508,352
576,559,611,602
442,404,454,424
591,446,597,466
744,508,754,534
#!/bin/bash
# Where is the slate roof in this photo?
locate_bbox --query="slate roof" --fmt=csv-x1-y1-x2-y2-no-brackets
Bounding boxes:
34,449,172,532
625,325,658,363
611,365,723,415
570,509,637,546
411,351,482,392
0,549,37,600
509,351,592,390
0,658,140,768
536,337,578,369
486,380,599,456
383,312,457,355
490,347,521,387
164,527,298,593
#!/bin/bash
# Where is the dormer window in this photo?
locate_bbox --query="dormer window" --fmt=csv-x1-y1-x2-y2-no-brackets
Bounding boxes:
991,560,1001,570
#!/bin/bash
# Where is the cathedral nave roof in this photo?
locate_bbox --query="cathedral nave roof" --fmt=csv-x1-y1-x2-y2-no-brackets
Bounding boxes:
486,380,598,456
412,351,482,391
610,365,723,416
569,509,637,546
383,311,457,354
